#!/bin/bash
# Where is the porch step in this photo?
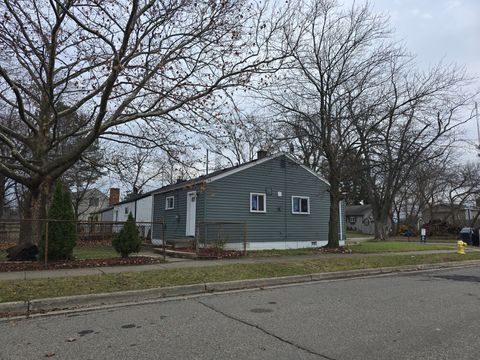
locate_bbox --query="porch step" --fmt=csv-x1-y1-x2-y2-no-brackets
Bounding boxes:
154,248,198,259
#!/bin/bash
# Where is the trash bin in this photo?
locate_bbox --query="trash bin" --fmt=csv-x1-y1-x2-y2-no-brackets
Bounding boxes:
472,229,480,247
459,227,474,245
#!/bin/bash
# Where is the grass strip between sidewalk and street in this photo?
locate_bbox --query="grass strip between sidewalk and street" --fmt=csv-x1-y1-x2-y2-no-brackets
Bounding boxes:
346,242,454,253
247,241,454,257
1,252,480,303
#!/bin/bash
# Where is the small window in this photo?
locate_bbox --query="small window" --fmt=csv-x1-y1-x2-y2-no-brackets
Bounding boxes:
250,193,266,213
349,216,356,224
124,207,129,214
89,197,99,207
292,196,310,214
165,196,175,210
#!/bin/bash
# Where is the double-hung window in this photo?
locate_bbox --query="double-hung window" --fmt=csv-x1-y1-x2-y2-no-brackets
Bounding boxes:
292,196,310,214
250,193,266,213
165,196,175,210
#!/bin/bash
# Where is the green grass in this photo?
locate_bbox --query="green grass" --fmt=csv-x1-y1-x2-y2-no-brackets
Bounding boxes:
348,241,454,253
346,230,372,239
0,246,119,262
1,252,480,303
248,248,319,257
390,236,458,243
73,246,118,260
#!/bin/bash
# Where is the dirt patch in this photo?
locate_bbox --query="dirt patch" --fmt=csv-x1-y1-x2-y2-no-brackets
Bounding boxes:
173,247,244,259
0,242,16,251
0,256,163,272
317,246,352,254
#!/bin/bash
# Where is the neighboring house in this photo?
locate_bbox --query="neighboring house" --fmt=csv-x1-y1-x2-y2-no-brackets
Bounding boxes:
90,188,119,222
150,152,346,250
110,191,155,239
95,206,114,222
112,192,153,224
422,204,480,227
72,188,109,221
346,205,374,235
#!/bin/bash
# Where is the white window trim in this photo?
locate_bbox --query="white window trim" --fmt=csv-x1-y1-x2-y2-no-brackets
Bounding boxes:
165,196,175,210
250,193,266,213
349,216,356,224
292,196,310,214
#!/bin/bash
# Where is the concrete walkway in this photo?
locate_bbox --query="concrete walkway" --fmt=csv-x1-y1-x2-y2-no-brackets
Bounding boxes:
1,248,478,281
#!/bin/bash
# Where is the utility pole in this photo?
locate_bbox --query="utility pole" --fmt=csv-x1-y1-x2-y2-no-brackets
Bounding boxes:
206,149,209,175
476,102,479,157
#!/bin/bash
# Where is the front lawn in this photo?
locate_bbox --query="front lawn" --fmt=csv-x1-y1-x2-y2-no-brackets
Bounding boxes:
346,230,372,239
0,245,119,263
347,241,454,253
73,246,118,260
1,252,479,303
248,248,319,257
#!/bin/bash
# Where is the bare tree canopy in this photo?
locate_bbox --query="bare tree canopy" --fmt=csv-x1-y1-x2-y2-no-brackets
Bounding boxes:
262,0,396,247
0,0,290,246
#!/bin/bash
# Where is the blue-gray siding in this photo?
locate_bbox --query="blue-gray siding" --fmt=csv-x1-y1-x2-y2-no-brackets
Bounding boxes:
204,155,330,245
150,155,347,247
152,184,204,241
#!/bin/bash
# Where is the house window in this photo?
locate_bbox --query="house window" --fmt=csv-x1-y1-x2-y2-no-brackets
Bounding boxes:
292,196,310,214
89,197,99,207
165,196,175,210
250,193,266,213
124,207,129,215
349,216,356,224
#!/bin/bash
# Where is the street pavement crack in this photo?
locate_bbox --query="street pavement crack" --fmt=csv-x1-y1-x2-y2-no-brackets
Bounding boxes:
197,300,337,360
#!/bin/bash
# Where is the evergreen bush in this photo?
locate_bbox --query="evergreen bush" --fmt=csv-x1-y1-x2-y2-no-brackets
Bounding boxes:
112,213,141,257
39,182,77,261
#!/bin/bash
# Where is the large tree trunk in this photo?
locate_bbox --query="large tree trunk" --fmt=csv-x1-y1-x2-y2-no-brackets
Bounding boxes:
326,178,340,248
18,179,53,247
374,212,390,240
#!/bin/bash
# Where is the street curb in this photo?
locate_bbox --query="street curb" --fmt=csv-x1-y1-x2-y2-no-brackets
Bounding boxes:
1,260,480,318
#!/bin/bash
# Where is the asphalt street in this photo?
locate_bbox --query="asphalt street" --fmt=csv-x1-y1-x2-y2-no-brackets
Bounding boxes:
1,266,480,360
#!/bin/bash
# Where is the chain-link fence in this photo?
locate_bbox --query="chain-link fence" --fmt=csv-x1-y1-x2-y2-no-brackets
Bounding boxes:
196,221,247,256
0,219,162,264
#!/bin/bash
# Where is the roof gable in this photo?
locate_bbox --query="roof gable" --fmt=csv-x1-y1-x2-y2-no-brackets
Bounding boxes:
205,153,330,186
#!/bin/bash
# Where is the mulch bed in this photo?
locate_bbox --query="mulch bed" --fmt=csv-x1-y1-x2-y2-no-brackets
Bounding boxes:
317,246,352,254
0,256,163,273
173,247,244,259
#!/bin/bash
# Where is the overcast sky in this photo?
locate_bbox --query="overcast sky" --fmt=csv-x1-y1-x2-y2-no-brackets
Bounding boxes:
365,0,480,157
372,0,479,73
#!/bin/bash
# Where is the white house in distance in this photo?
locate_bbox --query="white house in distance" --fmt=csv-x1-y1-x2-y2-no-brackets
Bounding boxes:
95,188,153,225
112,192,153,224
72,188,110,221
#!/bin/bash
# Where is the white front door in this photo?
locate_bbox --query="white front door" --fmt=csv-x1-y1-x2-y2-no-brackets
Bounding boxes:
186,191,197,236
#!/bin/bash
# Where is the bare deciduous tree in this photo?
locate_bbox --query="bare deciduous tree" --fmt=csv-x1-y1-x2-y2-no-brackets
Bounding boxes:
0,0,291,248
263,0,394,247
354,59,475,239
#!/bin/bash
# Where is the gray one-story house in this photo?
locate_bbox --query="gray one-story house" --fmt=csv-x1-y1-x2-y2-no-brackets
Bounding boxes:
345,204,375,235
151,152,346,250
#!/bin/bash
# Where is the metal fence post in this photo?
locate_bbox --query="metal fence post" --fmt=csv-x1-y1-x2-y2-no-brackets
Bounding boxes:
162,223,166,261
243,222,247,256
44,220,48,267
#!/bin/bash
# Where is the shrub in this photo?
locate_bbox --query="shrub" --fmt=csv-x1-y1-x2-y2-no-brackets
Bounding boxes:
39,182,77,261
112,213,141,258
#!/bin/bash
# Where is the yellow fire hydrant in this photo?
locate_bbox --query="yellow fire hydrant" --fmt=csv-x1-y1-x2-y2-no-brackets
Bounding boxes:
457,240,467,255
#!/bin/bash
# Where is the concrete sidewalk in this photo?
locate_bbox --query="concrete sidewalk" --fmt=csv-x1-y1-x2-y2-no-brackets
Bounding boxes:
1,248,476,281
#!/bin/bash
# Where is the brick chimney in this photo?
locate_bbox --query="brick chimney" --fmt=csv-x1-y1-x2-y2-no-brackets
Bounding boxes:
257,150,268,160
109,188,120,206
